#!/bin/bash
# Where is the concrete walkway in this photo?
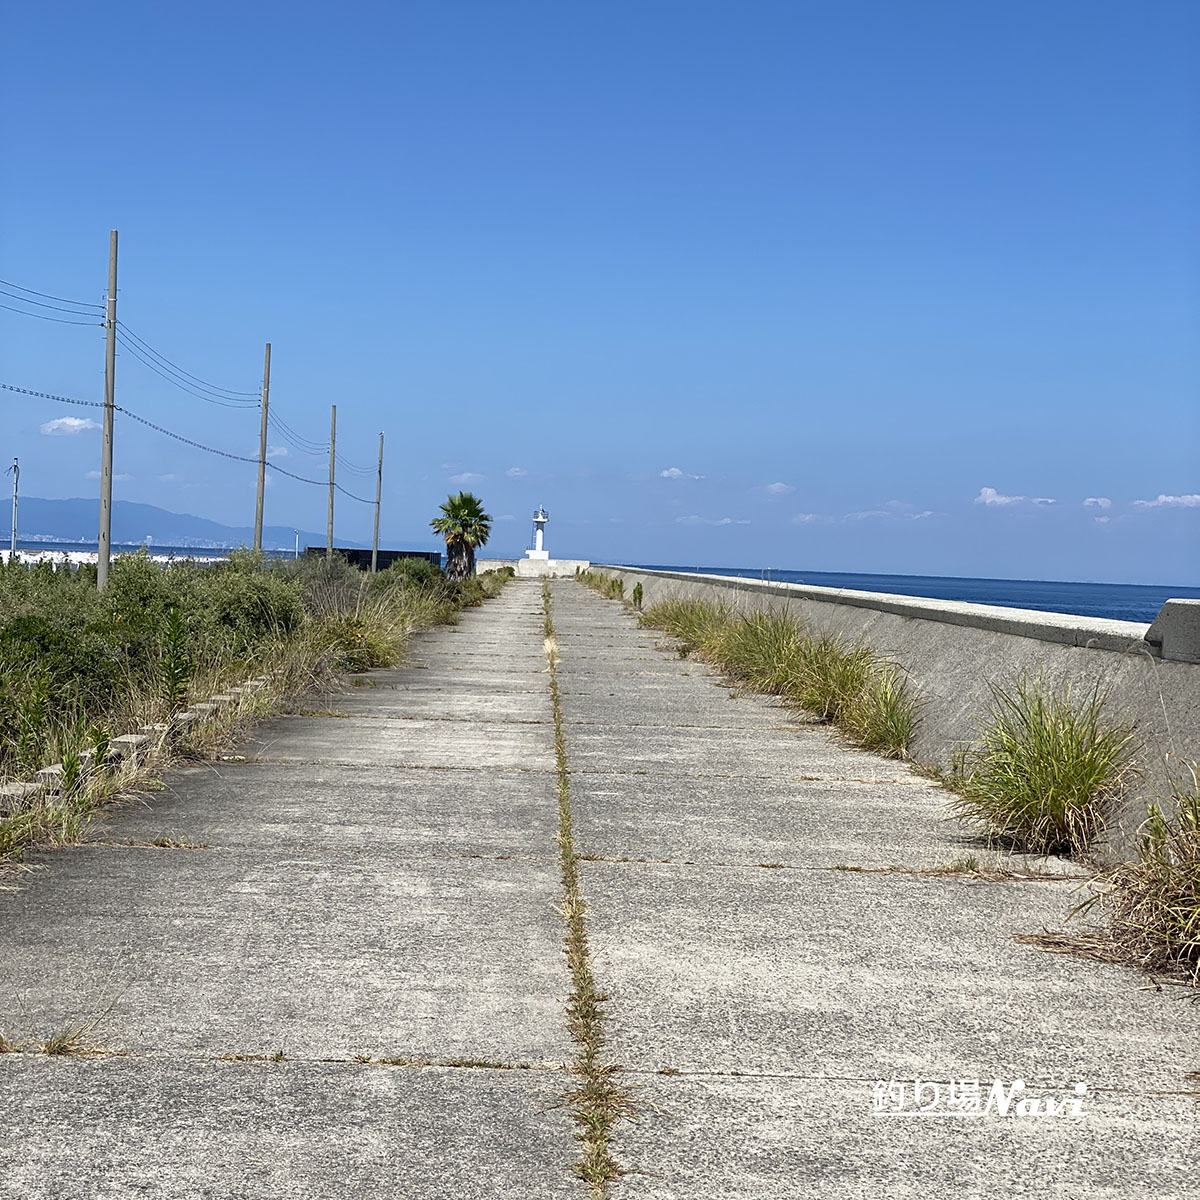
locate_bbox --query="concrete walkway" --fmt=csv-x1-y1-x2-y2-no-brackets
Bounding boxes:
1,578,1197,1197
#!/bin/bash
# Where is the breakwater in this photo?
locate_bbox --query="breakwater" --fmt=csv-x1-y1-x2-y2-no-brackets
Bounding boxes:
596,566,1200,860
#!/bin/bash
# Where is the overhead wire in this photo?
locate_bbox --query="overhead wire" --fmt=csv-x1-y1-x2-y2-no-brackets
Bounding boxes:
0,277,103,309
116,331,261,409
0,286,102,316
117,322,261,399
0,301,102,327
1,380,375,502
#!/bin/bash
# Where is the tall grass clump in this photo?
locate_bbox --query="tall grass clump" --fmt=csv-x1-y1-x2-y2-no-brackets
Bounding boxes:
1095,766,1200,984
578,570,626,601
639,597,919,758
639,597,732,657
949,677,1136,856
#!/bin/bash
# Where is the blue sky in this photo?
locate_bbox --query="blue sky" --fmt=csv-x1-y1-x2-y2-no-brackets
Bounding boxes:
1,1,1196,583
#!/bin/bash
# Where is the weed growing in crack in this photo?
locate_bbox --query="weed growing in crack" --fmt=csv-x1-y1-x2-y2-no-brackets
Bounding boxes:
543,580,630,1196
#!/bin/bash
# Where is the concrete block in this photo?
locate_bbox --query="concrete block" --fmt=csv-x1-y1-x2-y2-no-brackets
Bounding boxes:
209,694,239,706
35,764,65,793
513,558,591,579
0,781,43,814
188,703,218,719
1145,599,1200,664
109,734,150,762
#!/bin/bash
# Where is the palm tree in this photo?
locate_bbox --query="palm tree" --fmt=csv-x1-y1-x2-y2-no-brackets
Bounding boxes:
430,492,492,580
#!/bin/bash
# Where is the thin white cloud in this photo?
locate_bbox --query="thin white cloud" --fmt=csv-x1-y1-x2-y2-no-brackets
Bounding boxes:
793,507,932,525
975,486,1055,507
496,514,516,521
42,416,99,436
1095,516,1111,525
267,445,289,458
675,514,750,526
156,473,181,483
1083,496,1111,509
763,481,793,496
505,466,527,478
1131,493,1200,509
449,472,485,485
84,469,130,481
661,466,703,480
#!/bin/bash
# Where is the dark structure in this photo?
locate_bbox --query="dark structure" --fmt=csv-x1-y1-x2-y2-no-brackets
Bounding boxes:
305,548,441,571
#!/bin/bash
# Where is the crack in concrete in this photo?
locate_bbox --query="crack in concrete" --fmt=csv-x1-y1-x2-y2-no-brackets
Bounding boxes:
544,581,630,1196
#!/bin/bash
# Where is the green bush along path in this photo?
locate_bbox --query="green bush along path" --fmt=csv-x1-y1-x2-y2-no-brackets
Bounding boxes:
0,579,1197,1197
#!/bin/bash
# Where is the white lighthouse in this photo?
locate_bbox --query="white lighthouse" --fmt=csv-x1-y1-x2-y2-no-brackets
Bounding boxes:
525,505,549,561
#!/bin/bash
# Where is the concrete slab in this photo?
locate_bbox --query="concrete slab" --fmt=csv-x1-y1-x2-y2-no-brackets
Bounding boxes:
570,772,984,868
316,685,553,724
0,847,571,1064
581,862,1199,1091
240,715,554,772
609,1075,1198,1200
92,762,560,858
0,1058,578,1200
566,723,914,781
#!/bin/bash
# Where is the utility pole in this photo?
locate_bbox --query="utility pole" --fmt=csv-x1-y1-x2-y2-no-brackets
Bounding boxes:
371,432,384,573
7,457,17,556
97,229,118,592
326,404,336,560
253,342,271,551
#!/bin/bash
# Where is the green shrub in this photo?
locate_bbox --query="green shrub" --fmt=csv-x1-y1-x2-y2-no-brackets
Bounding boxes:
950,677,1136,856
372,557,444,589
0,550,511,781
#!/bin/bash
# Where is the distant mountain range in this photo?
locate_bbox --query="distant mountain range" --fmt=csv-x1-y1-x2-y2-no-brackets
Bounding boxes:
18,497,370,551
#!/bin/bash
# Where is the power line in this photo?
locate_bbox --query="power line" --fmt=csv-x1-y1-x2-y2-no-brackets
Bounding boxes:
0,286,102,316
0,381,105,408
0,276,102,308
335,481,375,504
117,322,261,399
267,411,328,455
0,301,102,327
0,380,373,502
116,331,261,409
335,452,376,477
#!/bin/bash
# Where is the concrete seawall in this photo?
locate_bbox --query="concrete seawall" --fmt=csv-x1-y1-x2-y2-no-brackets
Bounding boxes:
596,566,1200,860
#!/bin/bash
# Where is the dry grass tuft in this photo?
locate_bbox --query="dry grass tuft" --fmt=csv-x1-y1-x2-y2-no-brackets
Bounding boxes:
1088,765,1200,985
